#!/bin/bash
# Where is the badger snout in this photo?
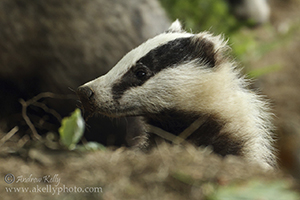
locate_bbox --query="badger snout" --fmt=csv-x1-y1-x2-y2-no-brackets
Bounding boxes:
77,86,95,113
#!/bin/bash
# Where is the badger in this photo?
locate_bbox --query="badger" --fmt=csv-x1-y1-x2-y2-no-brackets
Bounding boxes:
77,20,276,169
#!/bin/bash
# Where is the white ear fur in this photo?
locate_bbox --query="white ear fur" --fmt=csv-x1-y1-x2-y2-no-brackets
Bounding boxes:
167,19,183,33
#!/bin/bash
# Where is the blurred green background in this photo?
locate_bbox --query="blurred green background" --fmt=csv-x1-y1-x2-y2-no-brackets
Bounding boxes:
159,0,295,78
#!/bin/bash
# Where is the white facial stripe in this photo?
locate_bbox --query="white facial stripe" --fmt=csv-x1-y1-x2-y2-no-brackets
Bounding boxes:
106,32,194,78
85,32,194,91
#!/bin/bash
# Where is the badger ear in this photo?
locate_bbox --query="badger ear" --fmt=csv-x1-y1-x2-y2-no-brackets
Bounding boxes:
166,19,183,33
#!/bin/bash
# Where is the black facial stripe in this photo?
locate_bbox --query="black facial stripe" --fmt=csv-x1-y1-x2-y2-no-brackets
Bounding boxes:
138,36,216,71
112,36,216,100
112,64,154,100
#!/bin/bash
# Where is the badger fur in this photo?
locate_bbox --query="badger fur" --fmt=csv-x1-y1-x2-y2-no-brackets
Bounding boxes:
77,20,276,169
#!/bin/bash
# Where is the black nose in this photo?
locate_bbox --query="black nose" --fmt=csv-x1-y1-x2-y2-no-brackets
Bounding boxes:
77,86,95,109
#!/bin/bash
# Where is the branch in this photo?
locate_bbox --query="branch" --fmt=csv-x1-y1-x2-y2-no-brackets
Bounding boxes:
0,126,19,147
19,92,77,141
20,99,41,141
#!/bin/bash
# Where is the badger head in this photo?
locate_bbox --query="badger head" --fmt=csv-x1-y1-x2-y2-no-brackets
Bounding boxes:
77,20,227,118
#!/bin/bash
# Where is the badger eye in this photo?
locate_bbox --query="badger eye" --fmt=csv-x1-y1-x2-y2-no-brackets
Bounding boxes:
134,64,149,79
135,69,147,78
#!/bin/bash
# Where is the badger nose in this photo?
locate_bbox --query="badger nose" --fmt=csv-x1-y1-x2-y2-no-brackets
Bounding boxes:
77,86,94,107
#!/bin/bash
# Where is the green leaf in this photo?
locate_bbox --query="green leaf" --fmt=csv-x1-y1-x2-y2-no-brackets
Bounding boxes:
59,108,85,150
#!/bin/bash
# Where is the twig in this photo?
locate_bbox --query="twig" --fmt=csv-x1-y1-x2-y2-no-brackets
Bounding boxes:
174,115,209,144
148,125,182,143
0,126,19,147
149,115,209,145
17,134,30,148
31,101,62,122
19,92,77,141
20,99,41,141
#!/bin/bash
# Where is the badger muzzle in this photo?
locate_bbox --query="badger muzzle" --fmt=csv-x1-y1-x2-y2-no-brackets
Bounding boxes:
77,86,96,114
